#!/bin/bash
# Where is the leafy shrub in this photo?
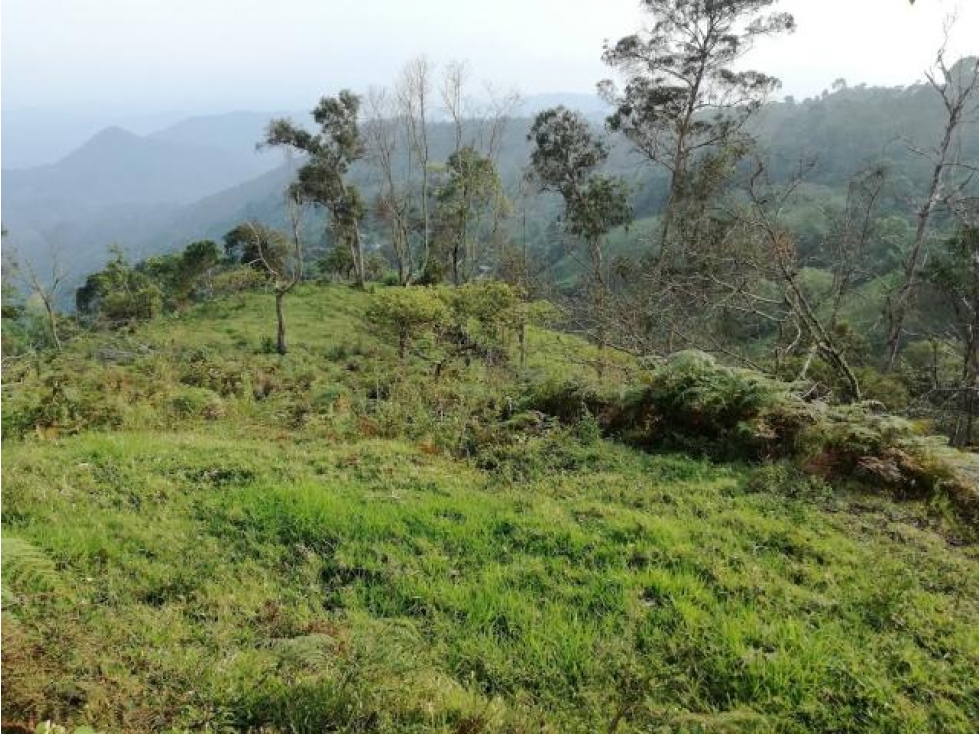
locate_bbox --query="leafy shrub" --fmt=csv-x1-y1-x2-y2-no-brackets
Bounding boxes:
311,384,351,415
576,408,603,444
178,357,246,397
526,350,977,528
365,287,449,358
168,387,224,420
76,248,164,328
444,281,519,328
468,424,606,482
211,265,267,295
525,376,618,426
6,375,125,438
854,368,910,411
611,351,811,460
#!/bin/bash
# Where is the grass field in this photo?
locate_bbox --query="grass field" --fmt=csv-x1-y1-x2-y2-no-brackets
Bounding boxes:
2,284,978,732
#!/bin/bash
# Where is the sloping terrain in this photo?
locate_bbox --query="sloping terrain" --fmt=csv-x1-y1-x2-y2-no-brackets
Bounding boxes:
2,285,977,733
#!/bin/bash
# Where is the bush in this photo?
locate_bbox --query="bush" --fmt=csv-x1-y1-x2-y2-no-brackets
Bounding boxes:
168,387,225,420
467,423,607,482
612,351,812,460
6,375,125,438
365,287,449,359
444,281,519,328
524,350,977,529
178,357,246,397
211,266,268,296
526,377,617,426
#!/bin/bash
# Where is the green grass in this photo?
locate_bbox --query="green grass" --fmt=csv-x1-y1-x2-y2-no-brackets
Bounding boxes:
3,284,978,732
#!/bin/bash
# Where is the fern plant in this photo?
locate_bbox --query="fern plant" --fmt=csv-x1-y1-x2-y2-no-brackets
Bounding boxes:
1,536,58,608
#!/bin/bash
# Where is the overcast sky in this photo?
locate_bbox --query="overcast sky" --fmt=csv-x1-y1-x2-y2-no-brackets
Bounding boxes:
2,0,977,116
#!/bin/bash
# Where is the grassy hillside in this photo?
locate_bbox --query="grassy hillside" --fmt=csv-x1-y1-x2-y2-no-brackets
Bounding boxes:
3,285,978,733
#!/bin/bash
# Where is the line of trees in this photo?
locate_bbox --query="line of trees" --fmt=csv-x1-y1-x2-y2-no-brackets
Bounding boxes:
4,0,978,444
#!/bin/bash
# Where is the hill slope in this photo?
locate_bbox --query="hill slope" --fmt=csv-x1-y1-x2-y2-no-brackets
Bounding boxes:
0,120,284,284
2,285,977,732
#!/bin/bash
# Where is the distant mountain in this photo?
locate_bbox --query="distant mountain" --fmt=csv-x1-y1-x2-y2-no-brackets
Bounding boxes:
1,119,285,282
4,124,276,209
146,110,304,161
0,108,192,169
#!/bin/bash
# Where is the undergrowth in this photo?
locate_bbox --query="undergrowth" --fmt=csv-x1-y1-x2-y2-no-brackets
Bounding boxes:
2,283,978,732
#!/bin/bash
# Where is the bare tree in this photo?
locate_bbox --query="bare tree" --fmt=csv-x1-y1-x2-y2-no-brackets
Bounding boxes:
398,56,434,277
226,199,304,355
828,167,887,330
883,29,979,370
742,162,863,400
364,86,414,284
650,158,864,399
440,59,469,153
11,245,68,352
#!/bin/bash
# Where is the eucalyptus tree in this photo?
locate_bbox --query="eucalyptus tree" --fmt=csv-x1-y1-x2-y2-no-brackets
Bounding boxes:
528,108,632,288
263,90,367,288
436,146,505,285
600,0,795,258
528,107,632,354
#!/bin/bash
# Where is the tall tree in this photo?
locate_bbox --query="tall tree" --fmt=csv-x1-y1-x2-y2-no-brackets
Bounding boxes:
264,91,367,288
363,86,414,284
528,107,632,355
883,48,979,370
398,57,434,279
600,0,794,258
141,240,222,308
436,146,505,285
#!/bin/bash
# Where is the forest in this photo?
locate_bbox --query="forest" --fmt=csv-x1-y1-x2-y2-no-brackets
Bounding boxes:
2,1,979,732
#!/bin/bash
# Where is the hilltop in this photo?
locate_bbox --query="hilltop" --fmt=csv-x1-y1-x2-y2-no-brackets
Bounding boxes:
3,283,977,733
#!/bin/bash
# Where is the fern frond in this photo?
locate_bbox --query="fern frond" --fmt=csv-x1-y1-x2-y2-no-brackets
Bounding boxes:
1,536,58,607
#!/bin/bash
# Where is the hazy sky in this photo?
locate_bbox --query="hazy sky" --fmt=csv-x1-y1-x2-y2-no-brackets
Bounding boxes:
2,0,978,115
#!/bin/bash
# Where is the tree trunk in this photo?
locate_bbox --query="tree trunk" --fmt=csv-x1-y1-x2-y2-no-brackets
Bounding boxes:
519,321,527,370
350,234,366,289
777,250,862,402
883,92,959,371
397,220,412,285
959,317,979,446
41,296,62,352
275,290,287,355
